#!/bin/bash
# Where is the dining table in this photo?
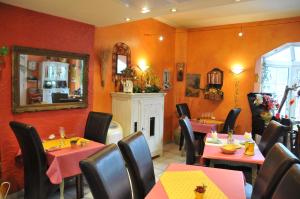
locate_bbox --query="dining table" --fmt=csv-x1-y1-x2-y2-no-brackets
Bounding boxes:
146,163,246,199
190,118,224,134
202,134,265,185
43,137,105,199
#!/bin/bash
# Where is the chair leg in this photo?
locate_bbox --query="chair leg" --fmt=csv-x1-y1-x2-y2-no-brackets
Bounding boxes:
179,130,184,150
76,174,84,199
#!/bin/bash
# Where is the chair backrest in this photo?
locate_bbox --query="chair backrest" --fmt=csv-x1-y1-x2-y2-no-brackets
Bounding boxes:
221,108,241,133
118,132,155,199
84,111,113,144
251,143,299,199
289,125,299,157
176,103,191,119
79,144,132,199
271,164,300,199
258,120,288,156
179,116,196,165
9,121,50,199
247,92,272,136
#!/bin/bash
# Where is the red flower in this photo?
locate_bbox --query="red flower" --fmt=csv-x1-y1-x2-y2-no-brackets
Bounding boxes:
289,98,295,105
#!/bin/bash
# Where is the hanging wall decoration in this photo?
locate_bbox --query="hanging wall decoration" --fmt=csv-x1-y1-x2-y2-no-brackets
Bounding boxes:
176,62,185,81
185,73,200,97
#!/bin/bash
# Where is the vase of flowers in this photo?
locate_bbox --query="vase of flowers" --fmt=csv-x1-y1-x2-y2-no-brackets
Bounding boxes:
254,94,279,126
194,185,206,199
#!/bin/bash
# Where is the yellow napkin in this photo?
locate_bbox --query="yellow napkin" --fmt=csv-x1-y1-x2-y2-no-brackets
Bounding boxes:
43,137,89,150
160,171,228,199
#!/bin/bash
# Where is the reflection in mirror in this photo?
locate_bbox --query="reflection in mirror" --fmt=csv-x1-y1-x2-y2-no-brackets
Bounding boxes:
13,46,89,113
117,55,127,74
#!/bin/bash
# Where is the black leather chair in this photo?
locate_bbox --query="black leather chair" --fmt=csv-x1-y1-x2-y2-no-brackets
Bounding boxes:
290,125,300,158
79,144,132,199
246,143,299,199
118,132,155,199
176,103,191,119
220,108,241,133
271,164,300,199
84,111,112,144
178,116,198,165
176,103,191,150
258,120,289,157
9,121,56,199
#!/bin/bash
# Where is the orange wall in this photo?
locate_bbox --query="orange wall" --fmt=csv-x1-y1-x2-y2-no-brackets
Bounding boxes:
174,17,300,134
93,19,175,141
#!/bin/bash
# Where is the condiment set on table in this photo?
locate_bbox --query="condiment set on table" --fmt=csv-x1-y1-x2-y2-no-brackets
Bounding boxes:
209,130,255,156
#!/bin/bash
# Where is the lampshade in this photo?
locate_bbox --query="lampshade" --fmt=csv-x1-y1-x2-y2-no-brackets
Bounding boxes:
231,65,244,75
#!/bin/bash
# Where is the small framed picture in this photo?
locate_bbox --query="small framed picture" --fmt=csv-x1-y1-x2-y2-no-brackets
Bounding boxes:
185,73,201,97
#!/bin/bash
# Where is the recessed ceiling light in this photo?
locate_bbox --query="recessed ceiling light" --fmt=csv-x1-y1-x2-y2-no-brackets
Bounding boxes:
141,7,150,14
125,18,131,22
171,8,177,12
238,32,243,37
235,0,241,2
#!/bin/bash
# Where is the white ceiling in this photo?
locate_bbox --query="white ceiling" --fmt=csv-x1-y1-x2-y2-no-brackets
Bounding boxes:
1,0,300,28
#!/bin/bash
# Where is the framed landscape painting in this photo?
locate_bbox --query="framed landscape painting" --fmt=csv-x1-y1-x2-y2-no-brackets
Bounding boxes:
185,73,200,97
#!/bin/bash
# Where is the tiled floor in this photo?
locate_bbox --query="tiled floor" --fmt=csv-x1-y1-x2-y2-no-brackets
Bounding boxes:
8,143,184,199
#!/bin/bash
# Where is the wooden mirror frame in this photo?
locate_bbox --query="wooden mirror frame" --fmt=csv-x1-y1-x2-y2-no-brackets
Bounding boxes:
12,46,89,113
112,42,131,80
207,68,223,89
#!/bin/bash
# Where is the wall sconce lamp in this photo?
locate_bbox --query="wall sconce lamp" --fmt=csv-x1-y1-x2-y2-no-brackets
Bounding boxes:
231,64,244,75
231,64,244,108
144,33,164,42
138,59,149,72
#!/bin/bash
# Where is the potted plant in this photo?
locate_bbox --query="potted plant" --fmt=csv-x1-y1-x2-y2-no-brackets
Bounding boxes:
194,184,207,199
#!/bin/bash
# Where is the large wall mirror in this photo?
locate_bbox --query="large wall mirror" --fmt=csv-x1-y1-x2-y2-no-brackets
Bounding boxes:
12,46,89,113
112,42,131,80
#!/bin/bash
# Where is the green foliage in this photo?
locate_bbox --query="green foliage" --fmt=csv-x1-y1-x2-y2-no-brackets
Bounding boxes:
144,84,160,93
133,85,142,93
0,46,8,56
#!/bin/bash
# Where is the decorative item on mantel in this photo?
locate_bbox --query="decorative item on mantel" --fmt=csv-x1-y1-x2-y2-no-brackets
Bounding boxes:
204,68,224,101
121,67,135,93
0,46,9,71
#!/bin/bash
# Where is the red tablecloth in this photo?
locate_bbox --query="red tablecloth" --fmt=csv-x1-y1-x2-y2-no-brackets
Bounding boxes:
46,141,105,184
190,120,217,134
146,163,245,199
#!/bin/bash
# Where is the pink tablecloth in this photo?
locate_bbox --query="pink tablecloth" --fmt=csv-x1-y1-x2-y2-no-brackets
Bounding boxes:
190,120,217,134
46,141,105,184
202,134,265,165
146,163,245,199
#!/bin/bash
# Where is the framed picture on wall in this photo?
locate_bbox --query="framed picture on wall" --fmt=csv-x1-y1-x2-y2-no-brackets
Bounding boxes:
185,73,200,97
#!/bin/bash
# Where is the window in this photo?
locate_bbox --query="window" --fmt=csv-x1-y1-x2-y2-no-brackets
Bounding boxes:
261,43,300,119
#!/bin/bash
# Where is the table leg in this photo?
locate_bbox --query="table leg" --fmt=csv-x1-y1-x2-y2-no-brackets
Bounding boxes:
60,180,64,199
251,165,258,185
76,174,84,199
209,159,214,167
